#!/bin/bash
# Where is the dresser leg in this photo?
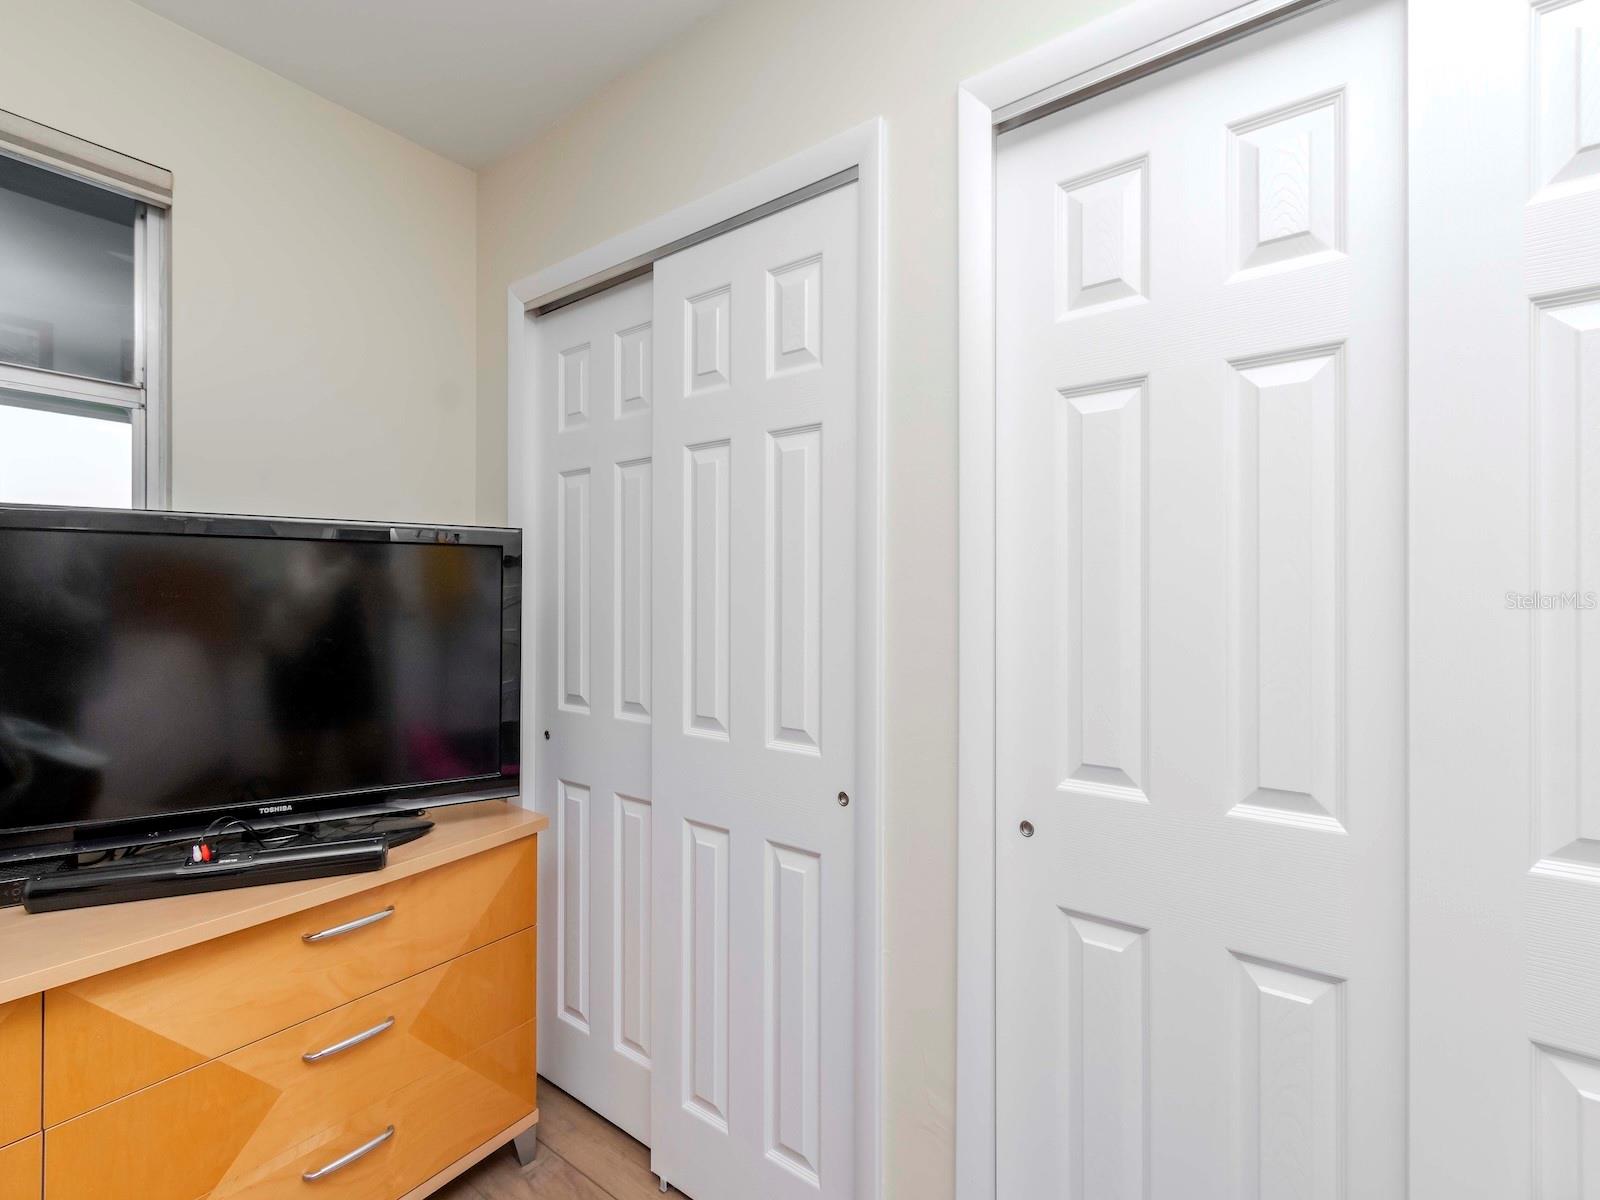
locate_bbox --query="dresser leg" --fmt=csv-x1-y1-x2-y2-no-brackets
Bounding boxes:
512,1126,539,1167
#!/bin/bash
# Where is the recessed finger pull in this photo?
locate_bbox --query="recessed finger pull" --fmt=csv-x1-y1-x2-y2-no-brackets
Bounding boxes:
1019,820,1034,838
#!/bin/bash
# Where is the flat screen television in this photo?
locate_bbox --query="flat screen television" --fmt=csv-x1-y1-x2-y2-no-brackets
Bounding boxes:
0,506,521,858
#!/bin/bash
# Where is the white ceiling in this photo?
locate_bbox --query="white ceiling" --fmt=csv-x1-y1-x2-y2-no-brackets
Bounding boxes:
131,0,730,168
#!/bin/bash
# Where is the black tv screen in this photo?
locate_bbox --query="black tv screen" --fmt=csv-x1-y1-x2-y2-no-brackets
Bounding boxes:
0,508,521,848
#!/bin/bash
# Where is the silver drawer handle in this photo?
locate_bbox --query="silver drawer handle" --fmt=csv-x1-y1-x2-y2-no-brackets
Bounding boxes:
302,905,395,943
302,1016,395,1063
302,1125,395,1182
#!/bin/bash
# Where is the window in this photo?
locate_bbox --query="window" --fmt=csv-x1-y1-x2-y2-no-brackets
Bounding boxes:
0,110,169,509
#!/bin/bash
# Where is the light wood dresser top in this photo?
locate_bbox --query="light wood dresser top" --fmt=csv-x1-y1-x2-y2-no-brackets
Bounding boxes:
0,800,546,1005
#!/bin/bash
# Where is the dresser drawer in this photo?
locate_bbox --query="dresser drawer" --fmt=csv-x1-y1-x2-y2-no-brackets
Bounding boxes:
0,1135,40,1200
227,1023,535,1200
0,996,40,1145
45,837,536,1125
221,1020,533,1200
44,928,535,1200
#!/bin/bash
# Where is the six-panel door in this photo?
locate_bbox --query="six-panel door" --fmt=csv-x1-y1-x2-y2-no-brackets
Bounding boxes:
1411,0,1600,1193
533,276,656,1143
994,1,1407,1195
650,184,859,1200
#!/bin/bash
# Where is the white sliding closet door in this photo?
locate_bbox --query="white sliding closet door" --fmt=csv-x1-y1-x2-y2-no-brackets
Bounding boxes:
1411,2,1600,1194
533,276,655,1143
650,184,859,1200
993,0,1406,1195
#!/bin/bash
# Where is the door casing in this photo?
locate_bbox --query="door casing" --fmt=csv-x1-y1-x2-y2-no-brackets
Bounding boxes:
506,119,886,1200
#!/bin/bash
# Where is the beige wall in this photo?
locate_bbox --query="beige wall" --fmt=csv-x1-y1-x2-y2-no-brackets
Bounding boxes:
7,0,1141,1187
475,0,1118,1193
3,0,479,524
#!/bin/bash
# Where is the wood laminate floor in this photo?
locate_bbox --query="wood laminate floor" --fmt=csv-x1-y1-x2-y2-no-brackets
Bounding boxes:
434,1079,691,1200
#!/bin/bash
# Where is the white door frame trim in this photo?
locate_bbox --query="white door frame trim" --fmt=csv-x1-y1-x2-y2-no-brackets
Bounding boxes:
956,5,1329,1196
506,118,886,1200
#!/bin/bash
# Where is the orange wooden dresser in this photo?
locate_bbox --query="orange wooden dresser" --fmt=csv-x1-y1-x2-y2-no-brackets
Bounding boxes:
0,801,545,1200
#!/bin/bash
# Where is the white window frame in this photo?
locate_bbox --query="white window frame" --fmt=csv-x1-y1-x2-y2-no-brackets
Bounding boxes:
0,108,171,509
